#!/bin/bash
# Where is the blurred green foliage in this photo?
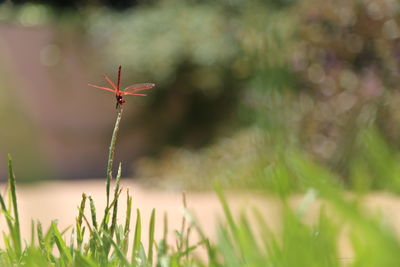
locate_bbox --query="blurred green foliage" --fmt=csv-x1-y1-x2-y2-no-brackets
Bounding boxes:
89,0,400,191
86,0,297,150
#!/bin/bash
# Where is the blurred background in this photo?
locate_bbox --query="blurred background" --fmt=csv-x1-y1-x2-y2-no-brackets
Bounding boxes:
0,0,399,193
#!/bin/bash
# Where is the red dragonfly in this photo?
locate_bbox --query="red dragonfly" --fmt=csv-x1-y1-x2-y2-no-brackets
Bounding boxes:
88,65,155,109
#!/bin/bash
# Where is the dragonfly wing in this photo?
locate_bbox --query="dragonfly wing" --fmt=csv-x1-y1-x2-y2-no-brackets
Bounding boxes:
103,74,118,91
124,83,155,93
88,84,116,93
122,92,148,96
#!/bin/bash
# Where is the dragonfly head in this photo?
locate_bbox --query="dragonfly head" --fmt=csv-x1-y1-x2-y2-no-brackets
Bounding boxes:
116,94,125,105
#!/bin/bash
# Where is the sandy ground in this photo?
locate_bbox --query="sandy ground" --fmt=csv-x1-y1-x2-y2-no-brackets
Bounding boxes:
1,180,279,254
1,179,400,262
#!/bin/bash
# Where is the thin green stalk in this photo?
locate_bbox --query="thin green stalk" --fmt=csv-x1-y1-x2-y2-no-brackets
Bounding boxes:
37,221,51,262
103,163,123,257
106,108,123,208
30,220,35,246
8,154,21,257
0,192,14,241
110,163,122,239
123,190,132,255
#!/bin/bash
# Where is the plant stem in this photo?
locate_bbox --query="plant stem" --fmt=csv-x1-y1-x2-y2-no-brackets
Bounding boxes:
8,154,21,256
106,108,123,208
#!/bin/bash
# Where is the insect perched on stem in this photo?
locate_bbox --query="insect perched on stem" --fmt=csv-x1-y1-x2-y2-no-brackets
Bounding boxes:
88,65,155,109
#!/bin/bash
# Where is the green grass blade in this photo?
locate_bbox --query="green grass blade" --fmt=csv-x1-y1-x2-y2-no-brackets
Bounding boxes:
30,220,35,246
110,163,122,239
36,221,48,259
69,228,75,257
186,212,219,266
132,209,142,264
51,221,73,264
75,253,98,267
0,192,16,242
148,208,156,265
177,240,204,258
215,185,237,235
156,213,169,266
8,154,21,257
115,225,124,246
100,182,123,235
163,212,168,244
184,226,193,261
123,190,132,254
103,232,130,267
